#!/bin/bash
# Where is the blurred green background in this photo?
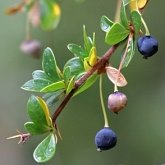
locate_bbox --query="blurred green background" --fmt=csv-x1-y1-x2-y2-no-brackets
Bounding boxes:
1,0,165,165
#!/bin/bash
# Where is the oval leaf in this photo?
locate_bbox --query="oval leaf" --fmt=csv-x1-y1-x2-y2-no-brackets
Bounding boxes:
120,1,129,29
27,95,48,127
41,81,65,92
33,133,56,163
24,122,51,135
106,66,127,87
42,47,62,81
131,10,142,34
105,22,129,45
67,44,88,58
100,16,114,32
21,79,53,92
32,70,51,80
63,57,84,82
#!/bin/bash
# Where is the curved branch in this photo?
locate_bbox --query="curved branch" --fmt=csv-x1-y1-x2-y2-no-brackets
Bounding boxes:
52,44,118,125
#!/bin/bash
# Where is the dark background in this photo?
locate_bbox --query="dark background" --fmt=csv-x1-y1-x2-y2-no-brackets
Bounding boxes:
1,0,165,165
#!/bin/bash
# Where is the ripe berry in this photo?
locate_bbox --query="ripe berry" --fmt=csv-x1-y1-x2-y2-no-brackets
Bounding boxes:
95,127,117,151
137,35,158,59
20,39,41,58
108,91,127,114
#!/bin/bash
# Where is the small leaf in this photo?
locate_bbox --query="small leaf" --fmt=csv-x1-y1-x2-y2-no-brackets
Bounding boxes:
32,70,51,80
122,36,135,68
37,97,53,127
105,23,129,45
33,133,56,163
21,79,53,92
84,47,97,71
67,44,88,58
74,73,98,95
63,57,84,82
83,25,93,53
100,16,114,32
66,76,75,94
106,66,127,87
120,1,129,29
131,10,142,34
40,81,65,92
24,122,51,135
42,90,65,107
39,0,61,30
42,47,62,81
27,95,48,127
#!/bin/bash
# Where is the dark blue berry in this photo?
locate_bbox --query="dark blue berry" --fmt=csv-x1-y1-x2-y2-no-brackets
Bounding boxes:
95,127,117,151
137,35,158,59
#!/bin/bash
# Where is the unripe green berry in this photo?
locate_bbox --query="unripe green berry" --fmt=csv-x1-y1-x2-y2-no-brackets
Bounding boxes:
108,91,127,114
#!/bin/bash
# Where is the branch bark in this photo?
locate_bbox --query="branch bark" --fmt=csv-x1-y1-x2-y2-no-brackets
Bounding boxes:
52,44,118,125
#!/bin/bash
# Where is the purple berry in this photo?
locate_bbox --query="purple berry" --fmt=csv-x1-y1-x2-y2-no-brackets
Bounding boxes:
137,35,158,59
95,127,117,151
20,39,41,58
108,91,127,114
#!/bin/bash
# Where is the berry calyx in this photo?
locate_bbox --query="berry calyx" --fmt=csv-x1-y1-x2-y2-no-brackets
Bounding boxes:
20,39,41,58
95,127,117,151
108,91,127,114
137,35,158,59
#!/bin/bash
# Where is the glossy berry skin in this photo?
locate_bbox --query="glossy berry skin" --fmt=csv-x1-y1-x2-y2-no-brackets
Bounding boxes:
95,127,117,151
108,91,127,114
137,35,158,59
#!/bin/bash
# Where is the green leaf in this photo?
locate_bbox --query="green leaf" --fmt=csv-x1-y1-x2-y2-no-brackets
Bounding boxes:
83,25,93,53
27,95,48,127
43,90,65,107
42,47,62,81
66,76,75,94
32,70,51,80
74,73,98,96
105,22,129,45
24,122,52,135
120,1,129,29
122,36,135,68
37,97,53,127
41,81,65,92
67,44,88,58
131,10,142,34
21,79,53,92
63,57,84,83
39,0,61,30
100,16,114,32
33,133,56,163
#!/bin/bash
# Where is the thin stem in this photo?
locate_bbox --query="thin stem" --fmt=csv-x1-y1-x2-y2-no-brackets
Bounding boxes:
114,33,133,92
25,14,31,40
99,75,109,127
52,45,118,125
114,0,122,22
141,17,150,36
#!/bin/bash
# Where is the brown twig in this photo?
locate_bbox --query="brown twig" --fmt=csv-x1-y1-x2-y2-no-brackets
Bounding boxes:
52,45,118,125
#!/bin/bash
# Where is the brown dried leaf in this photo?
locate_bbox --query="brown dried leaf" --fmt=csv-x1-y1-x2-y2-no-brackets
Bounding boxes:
5,4,23,15
106,66,127,87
